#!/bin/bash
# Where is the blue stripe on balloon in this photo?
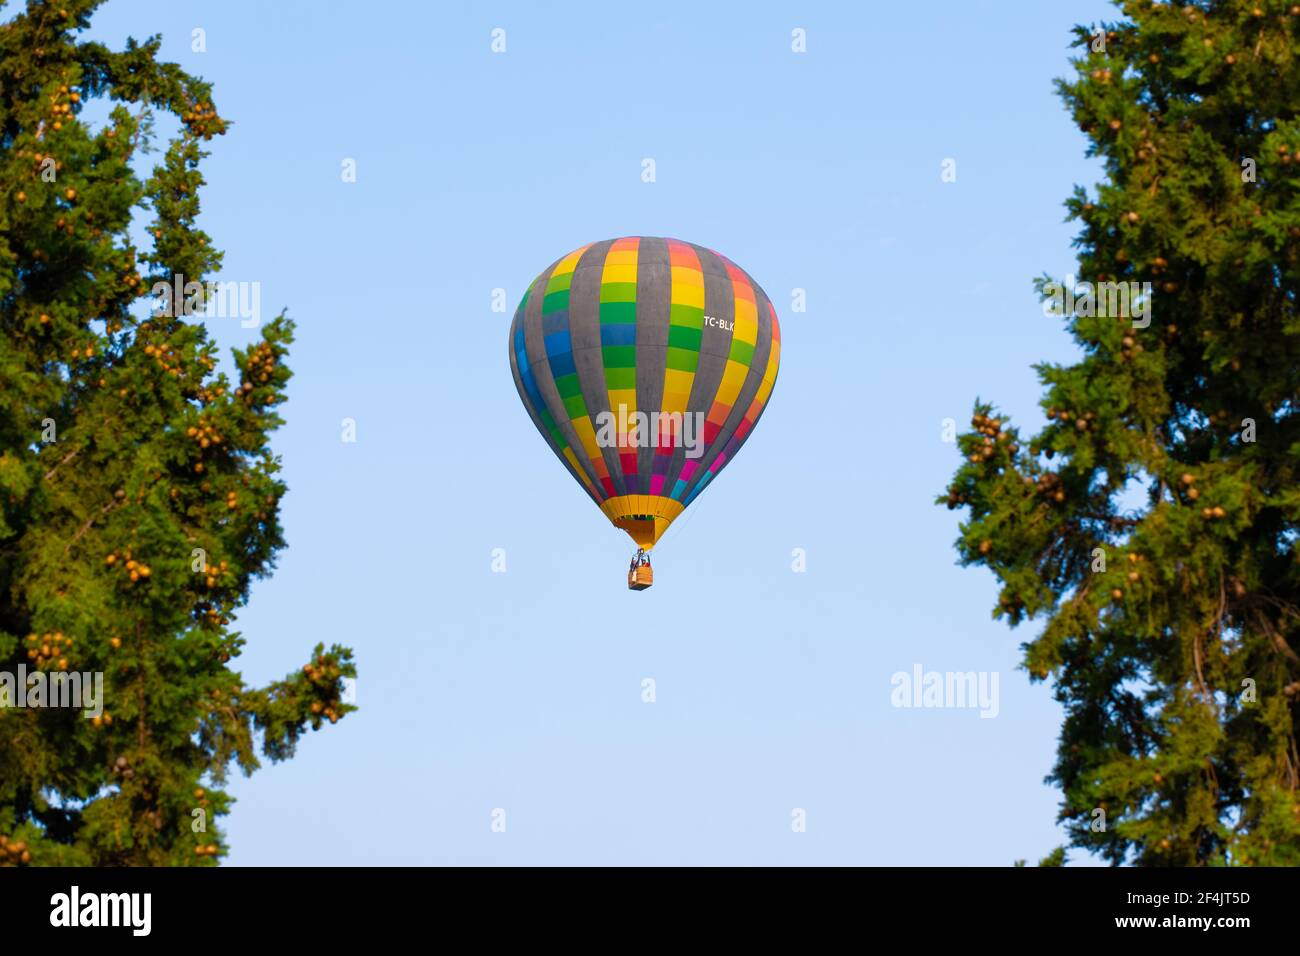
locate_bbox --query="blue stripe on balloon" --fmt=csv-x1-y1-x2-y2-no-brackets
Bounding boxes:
599,323,637,347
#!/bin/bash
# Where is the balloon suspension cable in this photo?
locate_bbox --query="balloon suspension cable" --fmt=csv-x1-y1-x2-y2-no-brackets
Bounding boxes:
629,548,651,572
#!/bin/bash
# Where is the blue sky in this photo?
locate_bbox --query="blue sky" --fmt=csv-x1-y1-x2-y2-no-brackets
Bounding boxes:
79,0,1119,865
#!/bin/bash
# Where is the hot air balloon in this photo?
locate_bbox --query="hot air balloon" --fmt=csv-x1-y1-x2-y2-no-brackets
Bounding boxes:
508,237,781,589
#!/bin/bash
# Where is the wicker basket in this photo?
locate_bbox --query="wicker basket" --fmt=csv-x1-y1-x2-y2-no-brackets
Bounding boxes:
628,565,653,591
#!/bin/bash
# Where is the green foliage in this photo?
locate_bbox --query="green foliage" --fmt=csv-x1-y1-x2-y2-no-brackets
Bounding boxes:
1038,846,1068,867
0,0,354,866
943,0,1300,866
1012,847,1068,867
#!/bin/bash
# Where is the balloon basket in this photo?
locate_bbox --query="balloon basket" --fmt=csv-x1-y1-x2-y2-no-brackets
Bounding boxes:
627,550,653,591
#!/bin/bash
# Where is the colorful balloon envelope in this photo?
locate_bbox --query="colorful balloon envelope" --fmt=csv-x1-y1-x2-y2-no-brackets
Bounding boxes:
508,237,781,583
